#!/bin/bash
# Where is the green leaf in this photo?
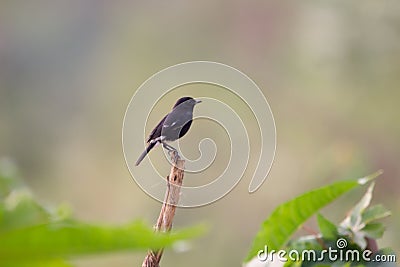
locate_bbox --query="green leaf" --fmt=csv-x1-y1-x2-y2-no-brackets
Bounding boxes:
348,182,375,228
0,165,206,264
362,205,391,225
339,182,389,249
244,171,381,262
317,213,338,240
0,259,74,267
0,220,205,262
0,190,50,232
361,222,385,239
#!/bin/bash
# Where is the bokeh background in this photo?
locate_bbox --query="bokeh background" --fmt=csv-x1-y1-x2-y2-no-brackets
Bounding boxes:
1,1,399,266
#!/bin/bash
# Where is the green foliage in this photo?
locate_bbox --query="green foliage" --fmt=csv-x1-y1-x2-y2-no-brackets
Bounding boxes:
0,165,204,266
0,220,203,262
245,171,396,267
317,214,337,240
361,205,391,225
244,171,381,262
339,183,391,249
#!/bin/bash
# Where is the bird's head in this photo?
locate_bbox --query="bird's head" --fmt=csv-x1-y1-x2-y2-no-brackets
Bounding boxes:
173,96,202,109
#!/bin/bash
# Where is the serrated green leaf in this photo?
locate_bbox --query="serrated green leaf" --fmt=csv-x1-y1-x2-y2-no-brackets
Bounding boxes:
362,205,391,225
244,172,381,262
362,222,385,239
317,213,338,240
0,220,205,262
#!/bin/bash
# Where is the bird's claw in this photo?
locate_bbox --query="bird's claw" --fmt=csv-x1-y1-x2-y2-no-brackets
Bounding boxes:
162,143,180,161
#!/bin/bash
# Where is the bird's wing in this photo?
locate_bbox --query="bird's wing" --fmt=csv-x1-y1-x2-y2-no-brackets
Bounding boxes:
147,114,168,143
163,110,190,131
163,120,179,129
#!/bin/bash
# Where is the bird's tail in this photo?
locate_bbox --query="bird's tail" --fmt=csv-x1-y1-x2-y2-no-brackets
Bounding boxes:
135,142,157,166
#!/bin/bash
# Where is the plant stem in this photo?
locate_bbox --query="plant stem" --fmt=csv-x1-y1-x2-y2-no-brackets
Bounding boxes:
142,151,185,267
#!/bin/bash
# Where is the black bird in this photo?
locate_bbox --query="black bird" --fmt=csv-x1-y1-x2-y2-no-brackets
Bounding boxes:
135,96,202,166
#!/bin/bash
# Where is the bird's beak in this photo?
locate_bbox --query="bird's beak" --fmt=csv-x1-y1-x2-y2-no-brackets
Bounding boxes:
195,99,202,104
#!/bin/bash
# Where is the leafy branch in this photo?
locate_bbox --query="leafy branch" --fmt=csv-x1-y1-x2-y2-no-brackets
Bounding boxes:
0,164,204,267
244,171,396,267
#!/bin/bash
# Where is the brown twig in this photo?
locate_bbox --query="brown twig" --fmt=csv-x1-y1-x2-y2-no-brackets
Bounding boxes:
142,151,185,267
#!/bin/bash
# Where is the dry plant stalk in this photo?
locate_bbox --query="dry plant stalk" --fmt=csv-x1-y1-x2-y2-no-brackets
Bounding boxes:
142,152,185,267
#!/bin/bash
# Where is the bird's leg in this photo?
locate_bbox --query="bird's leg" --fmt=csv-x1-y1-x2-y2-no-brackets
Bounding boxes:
162,142,180,162
162,142,176,152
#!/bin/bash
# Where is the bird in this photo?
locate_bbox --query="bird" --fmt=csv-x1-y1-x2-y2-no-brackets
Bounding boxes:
135,96,202,166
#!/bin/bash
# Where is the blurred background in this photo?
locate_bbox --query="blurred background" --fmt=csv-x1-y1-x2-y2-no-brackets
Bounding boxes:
0,1,399,266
